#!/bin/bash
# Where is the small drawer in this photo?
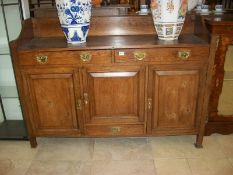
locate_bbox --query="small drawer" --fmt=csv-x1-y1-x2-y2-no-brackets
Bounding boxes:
18,50,112,66
86,124,144,136
115,47,209,63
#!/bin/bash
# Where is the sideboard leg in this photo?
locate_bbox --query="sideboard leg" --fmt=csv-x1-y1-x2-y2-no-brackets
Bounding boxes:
194,134,204,148
29,137,37,148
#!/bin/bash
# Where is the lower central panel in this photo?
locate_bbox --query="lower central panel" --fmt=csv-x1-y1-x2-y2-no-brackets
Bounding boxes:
82,66,146,136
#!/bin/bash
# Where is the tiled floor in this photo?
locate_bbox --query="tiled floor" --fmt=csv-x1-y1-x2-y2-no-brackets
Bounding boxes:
0,134,233,175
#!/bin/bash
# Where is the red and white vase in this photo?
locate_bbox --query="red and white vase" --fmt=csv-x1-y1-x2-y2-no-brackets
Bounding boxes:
151,0,188,40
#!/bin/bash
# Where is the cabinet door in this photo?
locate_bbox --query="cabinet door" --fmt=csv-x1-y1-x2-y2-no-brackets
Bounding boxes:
148,67,202,134
22,68,82,136
82,66,146,136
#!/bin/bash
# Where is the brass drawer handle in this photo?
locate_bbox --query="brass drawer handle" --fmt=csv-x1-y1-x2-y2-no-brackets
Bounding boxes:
178,50,191,60
134,52,146,61
80,52,92,62
111,127,121,133
35,55,48,64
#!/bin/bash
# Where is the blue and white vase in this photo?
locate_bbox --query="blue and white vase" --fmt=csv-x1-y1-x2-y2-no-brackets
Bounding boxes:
55,0,92,44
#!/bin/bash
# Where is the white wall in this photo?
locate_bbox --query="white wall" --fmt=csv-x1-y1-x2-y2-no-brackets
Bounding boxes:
2,99,23,120
0,55,17,87
0,105,4,123
0,1,23,120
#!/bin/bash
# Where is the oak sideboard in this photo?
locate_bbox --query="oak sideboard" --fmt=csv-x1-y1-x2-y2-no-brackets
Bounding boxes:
10,15,211,148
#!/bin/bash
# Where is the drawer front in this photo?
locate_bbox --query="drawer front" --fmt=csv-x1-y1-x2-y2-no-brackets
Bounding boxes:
115,48,209,63
18,50,112,66
86,124,144,136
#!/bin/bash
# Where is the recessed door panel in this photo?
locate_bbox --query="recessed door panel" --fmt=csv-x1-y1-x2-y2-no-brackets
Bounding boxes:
149,68,200,133
22,68,82,135
82,66,146,135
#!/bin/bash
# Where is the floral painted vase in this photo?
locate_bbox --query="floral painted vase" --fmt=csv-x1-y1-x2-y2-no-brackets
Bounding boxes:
151,0,188,40
55,0,92,44
188,0,199,11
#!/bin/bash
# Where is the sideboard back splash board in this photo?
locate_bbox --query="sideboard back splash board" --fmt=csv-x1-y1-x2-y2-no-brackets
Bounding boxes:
31,14,195,38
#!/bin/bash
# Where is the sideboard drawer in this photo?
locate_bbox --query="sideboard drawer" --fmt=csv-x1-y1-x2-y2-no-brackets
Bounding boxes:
18,50,112,66
86,124,144,136
115,48,209,63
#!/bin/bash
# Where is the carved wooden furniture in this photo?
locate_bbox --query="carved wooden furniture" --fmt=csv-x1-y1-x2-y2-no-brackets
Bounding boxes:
32,5,130,18
204,15,233,135
222,0,233,9
11,15,210,148
92,4,130,16
29,0,55,8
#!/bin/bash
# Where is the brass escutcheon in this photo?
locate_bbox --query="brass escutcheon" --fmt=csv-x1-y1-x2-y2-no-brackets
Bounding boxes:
83,93,89,105
80,52,92,62
178,50,191,60
77,99,82,111
134,52,146,61
111,127,121,133
148,98,152,110
35,55,48,64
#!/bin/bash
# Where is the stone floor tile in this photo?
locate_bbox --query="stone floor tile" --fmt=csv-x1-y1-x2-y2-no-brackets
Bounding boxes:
0,141,38,160
93,137,153,161
154,158,192,175
178,135,226,159
188,158,233,175
148,136,185,158
215,134,233,158
0,159,32,175
26,160,91,175
34,138,94,161
92,160,156,175
228,158,233,167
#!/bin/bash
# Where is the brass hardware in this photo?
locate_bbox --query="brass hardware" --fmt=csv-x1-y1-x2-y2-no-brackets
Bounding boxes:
134,52,146,61
178,50,191,60
80,52,92,62
148,98,152,110
83,93,89,105
111,127,121,133
77,99,82,110
35,55,48,64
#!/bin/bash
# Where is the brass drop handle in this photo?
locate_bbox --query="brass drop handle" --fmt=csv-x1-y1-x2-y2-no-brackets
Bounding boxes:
35,55,48,64
80,52,92,62
77,99,82,111
134,51,146,61
83,93,89,105
178,50,191,60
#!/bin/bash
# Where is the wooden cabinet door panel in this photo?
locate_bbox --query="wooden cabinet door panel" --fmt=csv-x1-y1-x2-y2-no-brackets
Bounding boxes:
82,66,146,126
149,68,200,133
22,68,82,135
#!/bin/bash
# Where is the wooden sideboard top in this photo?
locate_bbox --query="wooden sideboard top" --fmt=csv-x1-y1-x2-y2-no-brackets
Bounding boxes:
18,34,209,52
205,15,233,35
14,14,211,53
